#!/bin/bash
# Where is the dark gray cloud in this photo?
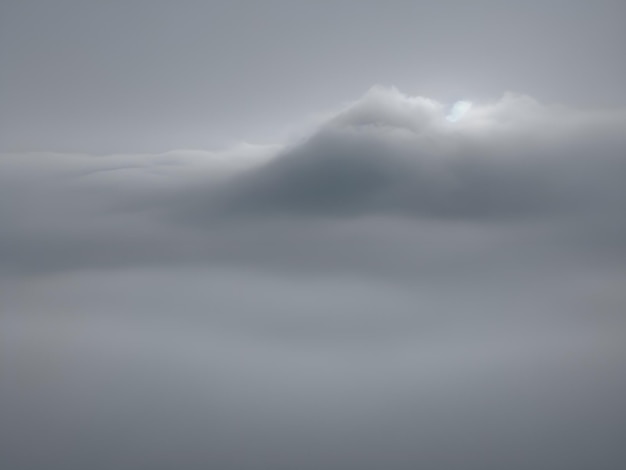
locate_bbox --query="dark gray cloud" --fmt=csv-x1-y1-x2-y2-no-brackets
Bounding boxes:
197,90,626,221
1,88,625,277
1,87,626,470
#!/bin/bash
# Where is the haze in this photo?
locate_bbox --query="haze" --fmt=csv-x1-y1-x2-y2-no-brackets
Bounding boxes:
1,2,625,470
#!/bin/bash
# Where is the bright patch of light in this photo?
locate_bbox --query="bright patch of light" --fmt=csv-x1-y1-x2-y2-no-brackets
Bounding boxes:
446,101,473,122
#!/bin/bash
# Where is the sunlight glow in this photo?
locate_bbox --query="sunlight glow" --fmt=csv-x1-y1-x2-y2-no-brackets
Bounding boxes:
446,101,473,122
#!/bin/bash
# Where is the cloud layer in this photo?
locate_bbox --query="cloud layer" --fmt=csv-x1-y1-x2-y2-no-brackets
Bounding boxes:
2,87,626,470
197,88,626,221
2,87,625,277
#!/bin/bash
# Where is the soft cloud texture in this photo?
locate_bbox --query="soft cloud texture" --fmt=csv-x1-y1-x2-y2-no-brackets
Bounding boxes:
2,87,626,470
2,87,625,276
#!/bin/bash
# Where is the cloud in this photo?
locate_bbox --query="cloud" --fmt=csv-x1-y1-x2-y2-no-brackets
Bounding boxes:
191,87,626,222
2,266,625,470
1,87,626,470
2,86,624,278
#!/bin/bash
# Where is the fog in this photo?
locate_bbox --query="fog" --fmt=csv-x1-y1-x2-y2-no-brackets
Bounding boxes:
3,1,626,467
2,86,626,469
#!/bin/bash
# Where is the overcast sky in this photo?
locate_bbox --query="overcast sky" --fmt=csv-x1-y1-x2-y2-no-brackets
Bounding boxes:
2,0,626,153
1,2,626,470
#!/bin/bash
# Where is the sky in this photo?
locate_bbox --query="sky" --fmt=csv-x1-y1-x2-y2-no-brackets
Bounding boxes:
1,2,626,470
2,0,626,152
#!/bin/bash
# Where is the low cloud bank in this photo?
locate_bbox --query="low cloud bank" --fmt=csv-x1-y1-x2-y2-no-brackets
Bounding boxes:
1,86,625,277
1,87,625,470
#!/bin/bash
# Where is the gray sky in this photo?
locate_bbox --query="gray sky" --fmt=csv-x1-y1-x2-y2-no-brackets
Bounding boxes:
1,2,626,470
1,0,625,153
